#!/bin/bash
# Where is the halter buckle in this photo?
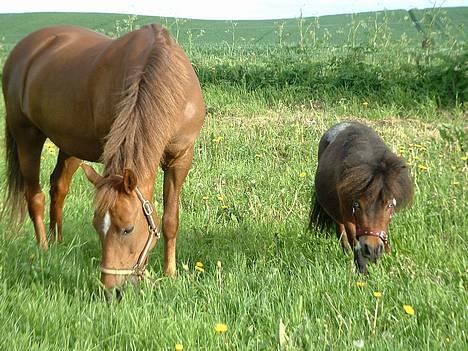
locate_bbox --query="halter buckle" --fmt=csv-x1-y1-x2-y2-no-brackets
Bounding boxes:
142,200,153,216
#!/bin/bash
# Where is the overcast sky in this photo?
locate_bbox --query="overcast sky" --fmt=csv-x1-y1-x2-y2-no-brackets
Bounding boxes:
0,1,466,20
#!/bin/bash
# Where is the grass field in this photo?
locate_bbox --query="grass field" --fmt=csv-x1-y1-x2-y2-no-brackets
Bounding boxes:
0,7,467,351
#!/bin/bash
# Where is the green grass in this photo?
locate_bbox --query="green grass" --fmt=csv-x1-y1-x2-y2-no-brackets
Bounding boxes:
0,107,466,350
0,9,467,351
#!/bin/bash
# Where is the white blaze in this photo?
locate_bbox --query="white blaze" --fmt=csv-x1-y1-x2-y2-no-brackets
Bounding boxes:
102,211,111,236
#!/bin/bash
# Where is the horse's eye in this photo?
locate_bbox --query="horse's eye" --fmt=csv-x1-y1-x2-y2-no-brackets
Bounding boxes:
352,201,360,209
123,226,134,235
388,198,396,209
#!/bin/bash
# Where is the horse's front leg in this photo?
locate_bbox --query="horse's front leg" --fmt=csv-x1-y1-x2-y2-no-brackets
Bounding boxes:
336,222,351,253
162,155,192,277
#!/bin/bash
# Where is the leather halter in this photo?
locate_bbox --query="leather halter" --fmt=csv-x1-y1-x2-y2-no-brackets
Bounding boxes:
99,187,160,277
353,207,391,253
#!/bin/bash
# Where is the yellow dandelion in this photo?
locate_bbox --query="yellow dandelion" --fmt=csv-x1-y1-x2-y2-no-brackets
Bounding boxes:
195,261,204,268
202,196,209,200
418,164,428,171
373,291,382,298
362,102,369,107
452,181,460,186
461,155,467,161
217,195,224,201
403,304,415,315
299,171,307,178
175,344,183,351
221,204,229,210
212,136,224,143
214,323,228,333
356,281,366,288
195,266,205,273
217,260,222,268
47,148,56,155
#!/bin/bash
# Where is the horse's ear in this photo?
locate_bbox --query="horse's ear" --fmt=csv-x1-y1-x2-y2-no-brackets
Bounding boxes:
81,163,103,186
123,169,137,194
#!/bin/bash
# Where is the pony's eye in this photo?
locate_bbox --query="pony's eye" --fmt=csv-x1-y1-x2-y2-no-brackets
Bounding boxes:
388,198,397,209
352,201,360,209
123,226,134,235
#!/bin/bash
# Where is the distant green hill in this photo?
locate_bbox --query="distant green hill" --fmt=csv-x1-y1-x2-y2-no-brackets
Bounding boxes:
0,7,466,50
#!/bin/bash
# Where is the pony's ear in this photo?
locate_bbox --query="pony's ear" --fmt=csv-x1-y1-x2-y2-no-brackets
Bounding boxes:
123,169,137,194
81,163,103,186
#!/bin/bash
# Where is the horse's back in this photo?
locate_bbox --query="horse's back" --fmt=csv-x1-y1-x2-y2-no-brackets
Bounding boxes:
2,24,202,161
2,25,107,93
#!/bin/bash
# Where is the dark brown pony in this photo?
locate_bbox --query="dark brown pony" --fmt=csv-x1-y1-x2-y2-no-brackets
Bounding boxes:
2,24,205,289
310,122,413,273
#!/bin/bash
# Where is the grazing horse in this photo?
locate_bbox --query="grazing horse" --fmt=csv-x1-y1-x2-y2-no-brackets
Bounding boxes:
310,122,413,273
2,24,205,289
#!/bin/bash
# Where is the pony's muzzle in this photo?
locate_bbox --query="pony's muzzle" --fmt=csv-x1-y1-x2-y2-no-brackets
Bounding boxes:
354,237,385,274
361,241,384,262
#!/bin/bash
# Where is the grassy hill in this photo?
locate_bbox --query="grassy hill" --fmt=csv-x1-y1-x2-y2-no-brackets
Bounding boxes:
0,7,467,50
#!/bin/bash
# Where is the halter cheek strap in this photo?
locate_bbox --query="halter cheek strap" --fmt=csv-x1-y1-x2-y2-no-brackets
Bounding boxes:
99,186,161,278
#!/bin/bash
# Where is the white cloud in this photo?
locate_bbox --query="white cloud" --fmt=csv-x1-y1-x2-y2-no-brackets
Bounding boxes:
0,0,465,19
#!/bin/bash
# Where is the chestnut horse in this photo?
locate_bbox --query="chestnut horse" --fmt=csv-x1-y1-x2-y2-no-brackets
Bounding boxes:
2,24,205,289
310,122,413,273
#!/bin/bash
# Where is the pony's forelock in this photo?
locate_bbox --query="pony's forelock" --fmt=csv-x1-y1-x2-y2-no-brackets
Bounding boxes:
338,153,413,209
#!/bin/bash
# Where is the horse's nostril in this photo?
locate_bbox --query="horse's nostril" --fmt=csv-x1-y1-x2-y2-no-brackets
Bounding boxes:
362,243,371,257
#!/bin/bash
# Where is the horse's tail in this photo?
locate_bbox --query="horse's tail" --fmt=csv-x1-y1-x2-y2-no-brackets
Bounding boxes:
2,124,27,226
308,194,334,232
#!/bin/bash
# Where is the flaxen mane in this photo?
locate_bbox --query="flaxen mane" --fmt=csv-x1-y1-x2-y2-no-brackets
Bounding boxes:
96,25,189,214
337,150,413,209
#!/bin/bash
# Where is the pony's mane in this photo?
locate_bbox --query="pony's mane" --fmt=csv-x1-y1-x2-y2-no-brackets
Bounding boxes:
338,150,413,209
96,25,189,213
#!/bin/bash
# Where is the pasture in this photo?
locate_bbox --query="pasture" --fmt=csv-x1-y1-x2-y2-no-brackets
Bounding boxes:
0,8,467,350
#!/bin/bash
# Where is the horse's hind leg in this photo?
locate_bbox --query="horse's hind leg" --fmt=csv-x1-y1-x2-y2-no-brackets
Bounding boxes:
161,147,193,277
49,151,81,242
14,126,47,249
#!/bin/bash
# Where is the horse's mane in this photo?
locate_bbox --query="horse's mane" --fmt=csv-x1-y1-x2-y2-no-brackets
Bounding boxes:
338,149,413,209
95,25,189,214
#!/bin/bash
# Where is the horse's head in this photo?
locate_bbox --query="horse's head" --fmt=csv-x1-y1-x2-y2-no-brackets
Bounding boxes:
339,154,413,274
350,195,395,273
82,164,159,291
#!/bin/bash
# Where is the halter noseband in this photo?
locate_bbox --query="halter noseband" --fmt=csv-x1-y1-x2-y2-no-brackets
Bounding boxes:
353,206,391,253
99,187,160,278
